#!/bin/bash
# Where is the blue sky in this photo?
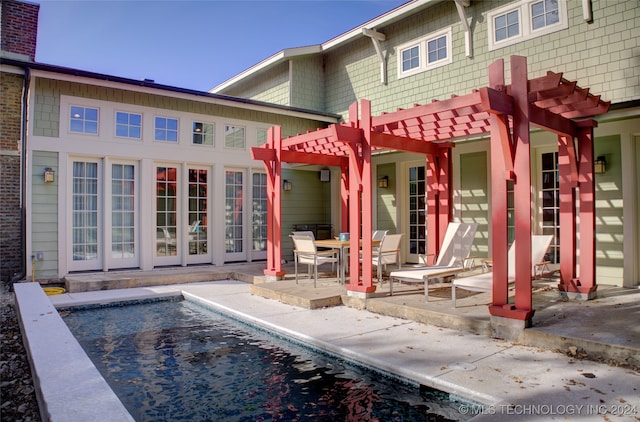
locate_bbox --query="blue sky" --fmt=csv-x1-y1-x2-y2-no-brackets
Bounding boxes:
35,0,408,92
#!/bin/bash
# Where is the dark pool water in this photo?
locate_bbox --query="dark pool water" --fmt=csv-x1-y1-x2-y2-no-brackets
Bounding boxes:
61,298,468,421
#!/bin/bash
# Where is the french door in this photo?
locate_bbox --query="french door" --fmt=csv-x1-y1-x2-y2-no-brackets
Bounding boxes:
69,160,102,271
224,169,267,262
109,162,138,268
404,162,427,263
187,167,209,264
155,165,181,266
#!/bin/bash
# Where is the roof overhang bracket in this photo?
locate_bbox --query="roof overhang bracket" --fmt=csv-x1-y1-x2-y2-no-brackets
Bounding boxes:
454,0,473,58
362,28,387,85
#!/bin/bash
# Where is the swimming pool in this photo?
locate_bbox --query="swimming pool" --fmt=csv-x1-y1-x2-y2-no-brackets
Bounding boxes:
61,297,470,421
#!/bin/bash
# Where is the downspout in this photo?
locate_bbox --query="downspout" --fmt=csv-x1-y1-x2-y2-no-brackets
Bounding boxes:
10,66,31,285
362,28,387,85
582,0,593,23
454,0,473,58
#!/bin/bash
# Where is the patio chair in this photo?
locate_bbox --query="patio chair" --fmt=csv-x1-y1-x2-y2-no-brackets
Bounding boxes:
371,230,388,253
291,234,339,287
388,222,478,299
451,234,553,307
370,233,403,281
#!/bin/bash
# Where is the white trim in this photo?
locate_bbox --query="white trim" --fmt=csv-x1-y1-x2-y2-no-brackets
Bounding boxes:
396,27,453,80
487,0,568,51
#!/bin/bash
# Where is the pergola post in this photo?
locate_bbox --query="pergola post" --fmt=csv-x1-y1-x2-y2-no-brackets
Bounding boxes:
489,55,534,324
263,126,285,279
426,149,453,261
558,122,598,299
558,134,578,287
347,100,375,294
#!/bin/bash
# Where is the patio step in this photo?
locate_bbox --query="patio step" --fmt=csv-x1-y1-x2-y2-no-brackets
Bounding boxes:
64,265,266,293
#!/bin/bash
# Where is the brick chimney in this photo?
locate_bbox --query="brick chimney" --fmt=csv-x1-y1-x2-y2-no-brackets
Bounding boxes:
1,0,40,61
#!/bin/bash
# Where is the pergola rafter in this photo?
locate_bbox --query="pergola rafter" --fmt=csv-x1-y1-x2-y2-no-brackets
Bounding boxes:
252,56,609,322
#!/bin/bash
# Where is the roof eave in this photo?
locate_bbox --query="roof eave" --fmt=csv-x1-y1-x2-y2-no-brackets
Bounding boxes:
210,0,442,93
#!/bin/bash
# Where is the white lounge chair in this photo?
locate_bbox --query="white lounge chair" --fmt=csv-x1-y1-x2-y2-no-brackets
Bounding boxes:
388,222,478,299
451,234,553,307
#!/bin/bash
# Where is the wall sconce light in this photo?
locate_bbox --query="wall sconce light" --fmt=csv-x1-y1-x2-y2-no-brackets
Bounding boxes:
320,168,330,182
378,176,389,189
283,180,292,191
594,156,606,174
44,167,55,183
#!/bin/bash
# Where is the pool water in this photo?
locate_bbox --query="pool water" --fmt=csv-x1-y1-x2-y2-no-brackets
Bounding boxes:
62,299,469,421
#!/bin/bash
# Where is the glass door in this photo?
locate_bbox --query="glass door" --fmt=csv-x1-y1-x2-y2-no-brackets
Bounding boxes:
251,171,267,261
69,160,101,271
155,165,180,266
540,152,559,263
407,164,426,263
110,162,138,268
187,167,209,264
225,169,245,262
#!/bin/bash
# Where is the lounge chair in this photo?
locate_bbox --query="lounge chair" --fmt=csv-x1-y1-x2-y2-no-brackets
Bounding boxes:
451,234,553,307
388,222,478,299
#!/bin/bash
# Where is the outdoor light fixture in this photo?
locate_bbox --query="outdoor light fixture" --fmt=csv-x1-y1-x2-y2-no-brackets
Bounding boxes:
283,180,292,191
594,156,606,174
43,167,55,183
378,176,389,189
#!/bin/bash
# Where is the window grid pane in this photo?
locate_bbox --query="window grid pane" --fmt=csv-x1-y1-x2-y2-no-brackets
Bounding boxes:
401,46,420,72
192,122,214,145
115,112,142,139
155,117,179,143
70,106,99,134
224,125,246,149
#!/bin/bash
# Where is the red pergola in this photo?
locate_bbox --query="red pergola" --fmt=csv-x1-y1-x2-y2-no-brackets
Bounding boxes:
252,56,610,322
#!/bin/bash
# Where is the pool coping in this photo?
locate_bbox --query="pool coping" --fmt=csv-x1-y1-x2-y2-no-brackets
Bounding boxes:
14,283,138,422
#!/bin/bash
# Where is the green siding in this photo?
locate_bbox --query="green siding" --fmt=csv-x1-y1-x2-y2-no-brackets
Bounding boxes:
221,61,291,106
290,55,325,111
31,151,59,280
280,169,332,260
376,163,397,233
594,135,624,285
459,151,488,259
323,0,638,117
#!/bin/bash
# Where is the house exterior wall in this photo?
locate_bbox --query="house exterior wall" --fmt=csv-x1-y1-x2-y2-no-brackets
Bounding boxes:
290,55,325,111
323,0,638,117
0,71,24,281
24,75,328,279
219,61,291,106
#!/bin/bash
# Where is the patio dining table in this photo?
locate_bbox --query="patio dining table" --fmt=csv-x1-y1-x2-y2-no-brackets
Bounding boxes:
313,238,381,284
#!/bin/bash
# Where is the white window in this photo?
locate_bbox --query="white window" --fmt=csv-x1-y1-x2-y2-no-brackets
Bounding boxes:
115,111,142,139
256,128,268,146
192,122,214,145
397,28,452,79
224,125,245,149
155,116,178,143
487,0,567,51
70,106,99,135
